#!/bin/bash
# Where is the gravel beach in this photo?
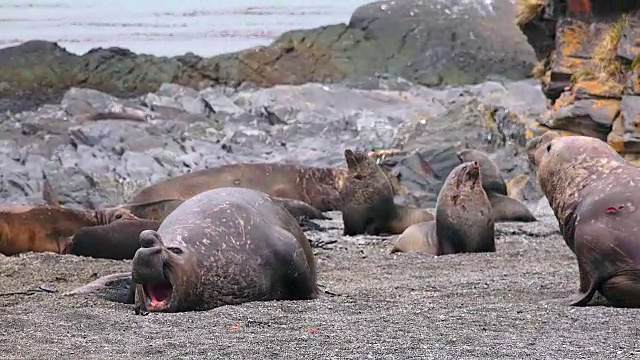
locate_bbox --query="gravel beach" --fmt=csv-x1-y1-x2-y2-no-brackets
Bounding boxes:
1,203,639,359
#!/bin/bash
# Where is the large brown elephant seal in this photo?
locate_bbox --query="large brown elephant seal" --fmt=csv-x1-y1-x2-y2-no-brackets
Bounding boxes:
62,218,161,260
391,161,495,255
528,132,640,307
341,149,434,236
126,163,347,216
0,205,136,256
65,187,320,313
456,149,536,223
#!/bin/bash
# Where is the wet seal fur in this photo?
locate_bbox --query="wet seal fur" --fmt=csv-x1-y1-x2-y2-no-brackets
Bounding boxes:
125,163,348,220
528,132,640,308
0,205,136,256
391,161,496,255
62,218,162,260
341,149,434,236
65,187,320,313
456,149,536,223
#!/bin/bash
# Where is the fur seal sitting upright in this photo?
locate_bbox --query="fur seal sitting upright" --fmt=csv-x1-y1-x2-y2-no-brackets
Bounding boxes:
0,205,136,256
528,132,640,308
456,149,536,223
391,161,495,255
341,149,434,236
126,163,347,216
65,187,320,313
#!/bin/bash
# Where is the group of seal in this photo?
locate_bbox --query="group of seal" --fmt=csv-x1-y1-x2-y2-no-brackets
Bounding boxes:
65,187,320,313
527,132,640,308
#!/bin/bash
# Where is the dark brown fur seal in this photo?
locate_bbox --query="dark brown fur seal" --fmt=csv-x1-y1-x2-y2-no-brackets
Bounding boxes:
341,149,434,236
391,161,495,255
0,205,136,256
457,149,536,223
126,163,347,216
65,187,320,313
62,218,161,260
528,132,640,307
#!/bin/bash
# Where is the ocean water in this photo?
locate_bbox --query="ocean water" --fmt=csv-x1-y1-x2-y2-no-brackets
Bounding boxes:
0,0,374,57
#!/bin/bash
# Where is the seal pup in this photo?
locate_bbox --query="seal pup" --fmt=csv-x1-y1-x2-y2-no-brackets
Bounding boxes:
0,205,137,256
341,149,434,236
62,218,162,260
528,132,640,307
391,161,496,255
127,163,348,214
65,187,320,313
456,149,536,223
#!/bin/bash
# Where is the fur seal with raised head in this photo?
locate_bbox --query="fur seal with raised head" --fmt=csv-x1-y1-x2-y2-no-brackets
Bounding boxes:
0,205,136,256
528,132,640,307
456,149,536,223
341,149,434,236
65,187,320,313
391,161,495,255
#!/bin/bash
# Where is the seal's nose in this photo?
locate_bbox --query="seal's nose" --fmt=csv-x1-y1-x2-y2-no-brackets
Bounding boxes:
140,230,163,248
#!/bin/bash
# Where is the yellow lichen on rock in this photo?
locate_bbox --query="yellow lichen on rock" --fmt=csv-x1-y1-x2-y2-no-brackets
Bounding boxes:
516,0,546,27
591,15,628,94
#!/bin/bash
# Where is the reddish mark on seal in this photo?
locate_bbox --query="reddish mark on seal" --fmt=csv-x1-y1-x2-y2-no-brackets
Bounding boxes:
606,205,624,215
307,329,320,334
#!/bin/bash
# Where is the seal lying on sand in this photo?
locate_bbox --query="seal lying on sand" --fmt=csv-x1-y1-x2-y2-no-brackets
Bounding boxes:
456,149,536,223
62,218,162,260
126,163,347,215
528,132,640,308
391,161,495,255
0,205,136,256
65,187,320,313
341,149,434,236
123,195,329,223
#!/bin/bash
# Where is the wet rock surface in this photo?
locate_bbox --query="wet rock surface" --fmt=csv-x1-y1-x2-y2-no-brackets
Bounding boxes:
0,0,536,115
0,78,548,209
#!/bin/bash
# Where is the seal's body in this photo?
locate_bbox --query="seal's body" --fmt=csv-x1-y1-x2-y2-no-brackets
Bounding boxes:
126,163,346,219
341,149,434,236
67,188,319,313
0,205,135,256
528,132,640,307
63,218,161,260
392,162,495,255
457,149,536,223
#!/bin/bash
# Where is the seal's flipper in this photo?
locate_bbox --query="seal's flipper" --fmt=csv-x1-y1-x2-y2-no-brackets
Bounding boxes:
42,171,60,207
317,284,340,298
569,279,601,306
488,193,537,223
63,272,135,304
272,197,330,220
296,217,325,232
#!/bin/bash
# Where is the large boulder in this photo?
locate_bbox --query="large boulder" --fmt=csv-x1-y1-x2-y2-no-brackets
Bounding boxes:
0,0,536,114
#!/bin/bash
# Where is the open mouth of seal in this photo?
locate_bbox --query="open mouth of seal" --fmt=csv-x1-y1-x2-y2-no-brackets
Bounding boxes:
141,267,174,310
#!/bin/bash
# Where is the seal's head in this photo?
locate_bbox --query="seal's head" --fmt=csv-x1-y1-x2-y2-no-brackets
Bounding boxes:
453,161,482,191
131,230,199,312
341,149,396,236
94,207,138,225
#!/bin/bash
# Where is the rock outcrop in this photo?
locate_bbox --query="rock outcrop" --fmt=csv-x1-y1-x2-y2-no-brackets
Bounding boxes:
517,0,640,160
0,78,548,209
0,0,536,114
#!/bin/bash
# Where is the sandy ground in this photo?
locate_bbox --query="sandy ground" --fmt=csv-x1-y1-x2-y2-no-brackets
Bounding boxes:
1,203,639,359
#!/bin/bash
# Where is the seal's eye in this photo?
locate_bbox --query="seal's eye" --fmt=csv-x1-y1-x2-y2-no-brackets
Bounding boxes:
114,213,123,220
167,247,183,255
546,143,552,152
353,174,364,181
